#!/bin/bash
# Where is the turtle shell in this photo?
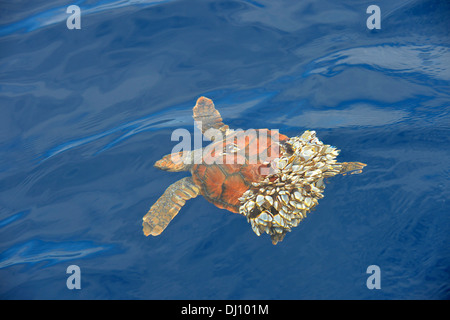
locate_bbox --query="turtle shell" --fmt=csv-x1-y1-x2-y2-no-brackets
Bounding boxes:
191,129,288,213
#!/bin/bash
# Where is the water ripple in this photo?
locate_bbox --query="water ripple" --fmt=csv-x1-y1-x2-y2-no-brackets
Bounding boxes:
0,239,114,269
0,0,176,37
0,210,30,228
277,103,410,129
39,94,270,162
304,44,450,81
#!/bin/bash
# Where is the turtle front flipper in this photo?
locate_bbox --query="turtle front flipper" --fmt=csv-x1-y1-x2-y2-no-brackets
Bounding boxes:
154,150,195,172
143,177,200,236
339,162,367,175
193,97,231,141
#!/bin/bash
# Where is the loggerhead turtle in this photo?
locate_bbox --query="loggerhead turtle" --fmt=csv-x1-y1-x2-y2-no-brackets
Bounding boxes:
142,97,366,244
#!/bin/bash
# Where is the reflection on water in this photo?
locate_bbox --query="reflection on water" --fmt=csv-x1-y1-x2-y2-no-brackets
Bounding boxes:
306,44,450,81
40,94,271,162
0,0,174,36
0,239,113,269
274,103,410,128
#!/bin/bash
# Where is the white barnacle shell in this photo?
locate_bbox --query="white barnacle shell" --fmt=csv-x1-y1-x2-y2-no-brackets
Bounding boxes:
292,141,301,151
300,131,311,142
277,159,287,170
256,195,265,207
251,223,261,236
315,161,325,169
295,202,305,210
284,161,293,171
304,197,312,207
243,189,252,197
312,186,323,195
259,211,273,223
246,200,256,211
278,210,291,221
300,149,314,161
272,214,286,227
316,178,325,189
305,169,321,177
293,191,303,201
265,195,274,206
281,205,291,214
292,209,303,218
273,200,280,211
290,175,300,184
289,218,300,227
325,146,334,154
255,216,267,226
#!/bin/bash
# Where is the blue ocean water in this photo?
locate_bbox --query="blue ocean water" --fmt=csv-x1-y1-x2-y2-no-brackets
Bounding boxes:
0,0,449,300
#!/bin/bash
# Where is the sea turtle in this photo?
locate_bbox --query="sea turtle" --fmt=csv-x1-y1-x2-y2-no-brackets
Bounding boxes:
142,97,366,244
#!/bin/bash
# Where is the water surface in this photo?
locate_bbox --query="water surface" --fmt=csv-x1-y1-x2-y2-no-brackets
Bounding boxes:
0,0,449,299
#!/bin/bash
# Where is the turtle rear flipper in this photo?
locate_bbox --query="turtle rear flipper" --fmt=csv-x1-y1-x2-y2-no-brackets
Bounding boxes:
193,97,231,141
143,177,200,236
339,162,367,175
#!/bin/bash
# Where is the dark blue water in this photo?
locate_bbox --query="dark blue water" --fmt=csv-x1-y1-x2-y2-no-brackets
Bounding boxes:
1,0,449,300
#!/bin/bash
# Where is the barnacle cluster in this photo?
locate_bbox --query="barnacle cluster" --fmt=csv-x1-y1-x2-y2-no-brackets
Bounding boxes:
238,130,344,245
